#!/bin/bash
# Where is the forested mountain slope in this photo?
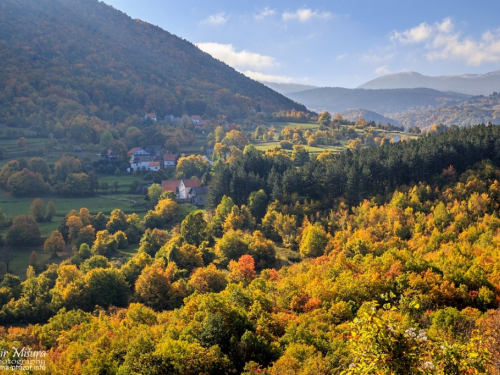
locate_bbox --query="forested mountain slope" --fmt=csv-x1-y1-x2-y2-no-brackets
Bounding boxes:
1,125,500,373
286,87,469,115
0,0,306,128
393,92,500,129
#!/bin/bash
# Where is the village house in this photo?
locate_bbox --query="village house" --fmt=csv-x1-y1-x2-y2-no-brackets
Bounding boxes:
105,149,120,161
148,161,160,171
161,178,206,203
145,113,157,121
190,115,201,124
161,180,180,196
128,147,149,158
189,186,209,206
163,153,178,168
165,115,181,123
129,155,156,172
178,178,201,200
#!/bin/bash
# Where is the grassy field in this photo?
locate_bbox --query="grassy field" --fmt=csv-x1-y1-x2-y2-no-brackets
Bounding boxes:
1,201,201,279
249,122,418,153
264,121,319,133
0,189,146,219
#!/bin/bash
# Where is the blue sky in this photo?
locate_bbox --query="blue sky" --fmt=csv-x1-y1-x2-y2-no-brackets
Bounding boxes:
102,0,500,88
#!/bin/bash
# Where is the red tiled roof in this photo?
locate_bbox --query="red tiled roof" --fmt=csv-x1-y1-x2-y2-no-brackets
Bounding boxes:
127,147,141,155
162,180,180,192
191,115,201,120
145,113,156,118
182,178,201,188
149,161,160,167
163,154,178,161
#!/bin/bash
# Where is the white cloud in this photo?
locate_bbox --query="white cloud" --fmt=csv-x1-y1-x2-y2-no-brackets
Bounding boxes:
336,54,347,60
391,22,434,44
427,29,500,65
196,42,278,69
242,70,301,83
391,18,500,65
255,7,275,20
282,8,334,22
200,12,229,26
375,65,391,75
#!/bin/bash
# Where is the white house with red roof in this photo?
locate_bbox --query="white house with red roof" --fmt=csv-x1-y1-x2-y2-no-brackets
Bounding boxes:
148,161,160,171
190,115,201,124
178,178,201,200
163,153,178,167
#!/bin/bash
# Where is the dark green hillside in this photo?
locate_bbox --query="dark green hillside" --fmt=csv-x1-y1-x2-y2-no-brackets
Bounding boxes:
0,0,306,127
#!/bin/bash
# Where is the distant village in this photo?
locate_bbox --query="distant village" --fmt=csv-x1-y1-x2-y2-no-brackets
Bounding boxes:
119,113,214,206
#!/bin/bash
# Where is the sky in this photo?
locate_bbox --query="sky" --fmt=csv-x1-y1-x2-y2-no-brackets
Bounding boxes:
101,0,500,88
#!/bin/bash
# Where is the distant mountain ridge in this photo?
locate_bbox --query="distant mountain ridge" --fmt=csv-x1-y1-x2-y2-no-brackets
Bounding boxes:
0,0,307,127
286,87,469,115
392,92,500,129
260,82,318,95
359,70,500,96
340,109,401,127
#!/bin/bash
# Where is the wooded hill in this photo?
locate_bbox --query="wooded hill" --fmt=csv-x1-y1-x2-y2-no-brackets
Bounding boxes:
0,0,307,129
286,87,469,117
393,92,500,130
1,124,500,373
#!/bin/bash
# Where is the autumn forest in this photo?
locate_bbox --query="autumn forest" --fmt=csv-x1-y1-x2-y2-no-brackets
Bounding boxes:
0,0,499,374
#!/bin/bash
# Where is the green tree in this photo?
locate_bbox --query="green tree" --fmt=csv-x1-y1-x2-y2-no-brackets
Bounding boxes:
318,111,332,127
147,183,164,208
54,156,82,181
80,255,111,273
7,215,42,246
222,205,255,232
181,211,207,246
56,173,93,196
222,129,249,149
91,230,118,256
247,189,268,222
299,222,328,258
214,126,225,142
292,145,309,166
253,125,267,140
215,229,249,265
46,201,56,222
248,230,276,269
28,157,50,181
85,267,129,308
106,208,128,233
175,155,210,179
0,160,20,187
17,137,28,149
29,251,41,272
7,169,49,196
30,198,46,222
138,228,170,257
208,195,235,238
75,225,96,248
144,198,179,229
